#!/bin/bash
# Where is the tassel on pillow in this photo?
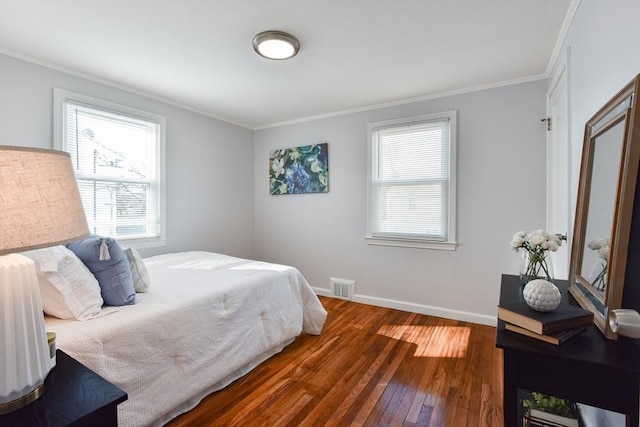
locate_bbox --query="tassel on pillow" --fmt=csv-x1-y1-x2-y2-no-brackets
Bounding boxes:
99,238,111,261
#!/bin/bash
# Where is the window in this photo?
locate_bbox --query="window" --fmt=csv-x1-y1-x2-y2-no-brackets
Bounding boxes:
54,89,166,249
367,111,457,250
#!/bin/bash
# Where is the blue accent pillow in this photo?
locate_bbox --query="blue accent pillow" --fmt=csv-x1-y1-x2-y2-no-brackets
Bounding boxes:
67,236,136,306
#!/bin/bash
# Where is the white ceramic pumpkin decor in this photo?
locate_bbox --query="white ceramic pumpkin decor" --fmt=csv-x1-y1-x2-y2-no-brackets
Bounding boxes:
523,279,561,312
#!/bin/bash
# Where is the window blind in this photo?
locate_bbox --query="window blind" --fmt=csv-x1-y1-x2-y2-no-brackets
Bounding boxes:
371,118,450,241
62,100,163,241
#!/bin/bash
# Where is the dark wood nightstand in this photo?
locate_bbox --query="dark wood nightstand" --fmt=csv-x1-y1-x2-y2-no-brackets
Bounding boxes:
0,350,127,426
496,274,640,427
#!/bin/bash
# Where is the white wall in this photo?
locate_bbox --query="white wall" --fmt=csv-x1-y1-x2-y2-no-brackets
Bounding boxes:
552,0,640,227
253,81,548,324
550,3,640,424
0,54,255,259
5,0,635,327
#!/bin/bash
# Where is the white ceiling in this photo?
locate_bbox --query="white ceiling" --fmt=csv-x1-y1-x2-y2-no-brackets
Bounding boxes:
0,0,572,129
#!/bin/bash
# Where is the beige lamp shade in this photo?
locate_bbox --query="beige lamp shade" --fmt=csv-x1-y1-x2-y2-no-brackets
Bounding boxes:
0,145,90,413
0,146,90,253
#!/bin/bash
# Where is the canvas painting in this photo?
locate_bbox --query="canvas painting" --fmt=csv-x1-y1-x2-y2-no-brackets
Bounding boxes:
269,143,329,195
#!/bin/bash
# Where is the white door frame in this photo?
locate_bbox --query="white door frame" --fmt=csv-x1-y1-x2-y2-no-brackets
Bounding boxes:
546,48,571,279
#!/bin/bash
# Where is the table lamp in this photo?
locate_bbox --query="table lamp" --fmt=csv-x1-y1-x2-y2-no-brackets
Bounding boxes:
0,146,89,414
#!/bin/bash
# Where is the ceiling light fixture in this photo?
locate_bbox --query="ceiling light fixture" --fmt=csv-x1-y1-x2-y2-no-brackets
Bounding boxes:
252,31,300,60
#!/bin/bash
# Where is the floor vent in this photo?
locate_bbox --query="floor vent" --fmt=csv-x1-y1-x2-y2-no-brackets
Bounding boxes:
330,278,355,300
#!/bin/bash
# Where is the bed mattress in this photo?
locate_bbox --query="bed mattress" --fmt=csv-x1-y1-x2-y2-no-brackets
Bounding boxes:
44,251,327,426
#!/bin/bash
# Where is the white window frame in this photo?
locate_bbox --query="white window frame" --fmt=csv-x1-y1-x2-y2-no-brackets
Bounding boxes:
366,111,457,250
53,88,167,250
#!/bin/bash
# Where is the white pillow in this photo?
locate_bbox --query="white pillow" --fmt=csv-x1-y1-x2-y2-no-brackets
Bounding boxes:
22,246,104,320
124,247,151,293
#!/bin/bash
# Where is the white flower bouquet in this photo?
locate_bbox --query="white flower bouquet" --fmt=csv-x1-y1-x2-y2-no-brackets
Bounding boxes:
588,237,609,290
511,230,562,283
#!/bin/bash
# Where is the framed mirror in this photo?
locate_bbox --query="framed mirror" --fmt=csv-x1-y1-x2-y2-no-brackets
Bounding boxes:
569,74,640,339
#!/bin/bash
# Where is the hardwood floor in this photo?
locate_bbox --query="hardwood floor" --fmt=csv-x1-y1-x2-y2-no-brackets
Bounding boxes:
168,297,504,427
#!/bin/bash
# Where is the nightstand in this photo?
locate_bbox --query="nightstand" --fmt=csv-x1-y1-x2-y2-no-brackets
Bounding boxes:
496,274,640,427
0,350,127,426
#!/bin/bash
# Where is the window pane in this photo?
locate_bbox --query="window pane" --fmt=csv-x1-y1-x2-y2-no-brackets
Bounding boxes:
78,180,158,239
57,91,164,246
373,182,448,239
65,103,158,181
368,112,455,247
376,120,448,181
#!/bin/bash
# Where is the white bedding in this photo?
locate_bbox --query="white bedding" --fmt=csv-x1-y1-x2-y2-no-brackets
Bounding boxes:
45,251,327,426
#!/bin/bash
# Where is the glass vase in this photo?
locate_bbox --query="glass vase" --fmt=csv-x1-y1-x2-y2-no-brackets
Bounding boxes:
519,250,554,284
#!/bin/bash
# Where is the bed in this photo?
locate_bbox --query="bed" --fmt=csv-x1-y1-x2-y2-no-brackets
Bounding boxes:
42,251,327,426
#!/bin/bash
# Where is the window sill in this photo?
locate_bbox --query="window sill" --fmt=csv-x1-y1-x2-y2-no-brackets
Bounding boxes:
118,237,167,251
365,236,457,251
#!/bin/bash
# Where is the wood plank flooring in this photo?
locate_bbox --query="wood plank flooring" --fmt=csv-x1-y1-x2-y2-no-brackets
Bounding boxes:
167,297,504,427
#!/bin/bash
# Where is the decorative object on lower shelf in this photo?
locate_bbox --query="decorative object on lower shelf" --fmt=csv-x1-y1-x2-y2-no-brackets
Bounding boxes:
523,279,561,312
576,403,626,427
523,392,579,427
527,408,579,427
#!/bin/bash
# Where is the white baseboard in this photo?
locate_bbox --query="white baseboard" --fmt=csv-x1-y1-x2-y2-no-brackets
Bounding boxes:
312,287,497,327
313,287,333,298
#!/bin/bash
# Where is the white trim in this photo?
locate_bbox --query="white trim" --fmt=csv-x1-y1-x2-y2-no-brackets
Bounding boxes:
548,47,568,98
366,111,457,250
365,236,457,251
1,47,252,130
545,45,573,278
312,287,496,327
123,237,167,251
546,49,569,202
565,46,573,257
313,287,333,297
54,88,167,136
53,88,167,249
257,74,545,130
545,0,581,77
546,53,568,229
1,47,547,132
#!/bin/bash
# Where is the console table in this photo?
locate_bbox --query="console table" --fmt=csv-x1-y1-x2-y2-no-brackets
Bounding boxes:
0,350,127,426
495,274,640,427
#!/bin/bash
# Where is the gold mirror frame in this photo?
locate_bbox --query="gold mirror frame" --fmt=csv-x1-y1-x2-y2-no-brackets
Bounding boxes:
569,74,640,339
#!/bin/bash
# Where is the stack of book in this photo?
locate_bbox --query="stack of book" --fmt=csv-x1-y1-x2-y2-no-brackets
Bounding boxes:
498,300,594,345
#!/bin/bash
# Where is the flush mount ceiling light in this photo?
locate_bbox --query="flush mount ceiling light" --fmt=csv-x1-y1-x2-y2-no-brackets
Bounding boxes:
252,31,300,60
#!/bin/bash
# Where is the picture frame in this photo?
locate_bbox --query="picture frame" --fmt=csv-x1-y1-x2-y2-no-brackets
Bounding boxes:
269,143,329,195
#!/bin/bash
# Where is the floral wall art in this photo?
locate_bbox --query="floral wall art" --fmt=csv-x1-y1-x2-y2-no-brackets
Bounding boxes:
269,143,328,195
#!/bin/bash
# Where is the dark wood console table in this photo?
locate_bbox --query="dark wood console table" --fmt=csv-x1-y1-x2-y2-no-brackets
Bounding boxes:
0,350,127,426
496,274,640,427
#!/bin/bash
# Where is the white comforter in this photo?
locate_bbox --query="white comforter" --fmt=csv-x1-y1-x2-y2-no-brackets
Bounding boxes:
45,252,327,426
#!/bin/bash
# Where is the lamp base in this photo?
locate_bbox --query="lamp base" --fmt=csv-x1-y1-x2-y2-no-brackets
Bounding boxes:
0,384,44,415
0,254,50,413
